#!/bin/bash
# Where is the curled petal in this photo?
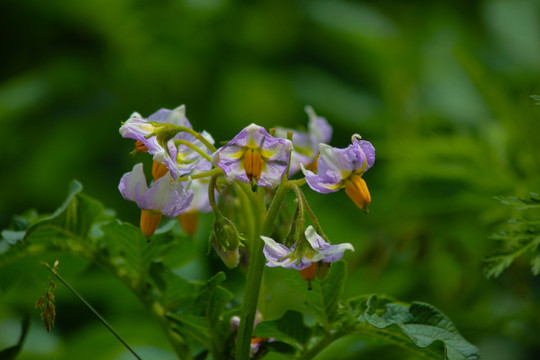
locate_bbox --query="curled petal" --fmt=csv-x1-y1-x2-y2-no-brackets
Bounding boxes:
139,176,193,217
119,163,148,203
261,236,311,270
118,163,193,217
304,226,354,263
302,138,375,197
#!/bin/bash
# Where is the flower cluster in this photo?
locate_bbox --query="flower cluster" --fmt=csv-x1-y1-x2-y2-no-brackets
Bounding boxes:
117,104,375,276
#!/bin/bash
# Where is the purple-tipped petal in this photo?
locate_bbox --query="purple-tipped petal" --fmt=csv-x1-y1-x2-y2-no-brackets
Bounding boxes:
356,139,375,171
304,226,354,263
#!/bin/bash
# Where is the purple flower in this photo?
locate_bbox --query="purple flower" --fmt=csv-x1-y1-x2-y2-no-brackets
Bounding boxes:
120,105,214,179
118,163,193,217
212,124,293,188
274,106,332,176
261,226,354,270
302,135,375,211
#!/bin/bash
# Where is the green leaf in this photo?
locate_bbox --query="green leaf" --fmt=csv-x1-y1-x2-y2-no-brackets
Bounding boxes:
531,95,540,105
24,180,106,243
530,255,540,276
0,181,110,268
98,220,174,282
352,295,479,360
254,310,311,350
192,272,233,324
0,315,30,360
168,272,233,357
149,261,203,312
290,261,347,329
167,313,210,348
1,230,25,245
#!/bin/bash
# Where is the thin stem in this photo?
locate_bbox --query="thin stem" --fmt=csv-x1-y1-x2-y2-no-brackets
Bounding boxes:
170,125,217,152
42,263,143,360
291,185,306,232
174,139,213,162
208,174,218,211
289,178,307,187
176,167,223,183
297,187,329,243
234,183,256,248
236,181,292,360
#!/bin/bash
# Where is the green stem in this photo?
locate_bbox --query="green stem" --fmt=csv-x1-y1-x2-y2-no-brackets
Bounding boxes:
166,125,217,152
174,139,213,162
176,168,223,183
208,175,218,211
291,185,306,232
236,181,292,360
296,186,329,243
289,178,307,187
42,263,143,360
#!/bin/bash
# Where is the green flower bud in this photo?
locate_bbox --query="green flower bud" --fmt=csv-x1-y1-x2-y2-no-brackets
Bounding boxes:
209,212,245,267
211,241,240,268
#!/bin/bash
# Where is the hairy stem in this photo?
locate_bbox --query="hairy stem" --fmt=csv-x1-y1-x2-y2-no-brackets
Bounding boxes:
297,186,329,242
235,181,292,360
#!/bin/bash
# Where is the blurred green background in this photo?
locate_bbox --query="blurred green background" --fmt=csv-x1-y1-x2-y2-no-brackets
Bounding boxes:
1,0,540,359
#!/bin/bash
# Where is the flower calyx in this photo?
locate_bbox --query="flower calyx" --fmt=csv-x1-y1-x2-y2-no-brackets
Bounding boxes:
210,211,245,267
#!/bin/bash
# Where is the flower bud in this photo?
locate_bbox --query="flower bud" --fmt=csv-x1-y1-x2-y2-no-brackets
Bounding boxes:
212,243,240,268
211,212,244,251
210,212,244,267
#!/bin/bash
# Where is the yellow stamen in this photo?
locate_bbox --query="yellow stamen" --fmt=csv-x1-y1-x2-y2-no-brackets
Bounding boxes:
244,149,264,182
140,209,162,239
152,161,168,181
299,262,317,284
299,262,317,290
305,154,319,172
178,211,199,237
135,140,148,152
344,175,371,211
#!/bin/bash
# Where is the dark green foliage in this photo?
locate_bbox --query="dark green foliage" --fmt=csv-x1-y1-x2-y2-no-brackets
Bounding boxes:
2,1,540,357
352,295,480,360
484,193,540,277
